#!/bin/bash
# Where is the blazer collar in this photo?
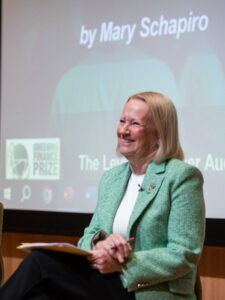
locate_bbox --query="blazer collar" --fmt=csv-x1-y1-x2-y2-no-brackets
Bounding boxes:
105,163,131,231
127,160,167,235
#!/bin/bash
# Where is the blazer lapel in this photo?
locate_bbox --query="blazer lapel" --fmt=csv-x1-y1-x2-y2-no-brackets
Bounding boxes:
105,163,131,231
127,161,166,235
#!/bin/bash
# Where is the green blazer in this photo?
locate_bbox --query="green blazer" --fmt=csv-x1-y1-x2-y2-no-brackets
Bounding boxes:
78,159,205,300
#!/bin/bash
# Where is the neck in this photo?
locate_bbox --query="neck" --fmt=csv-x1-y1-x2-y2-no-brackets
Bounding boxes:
129,158,152,175
126,150,157,174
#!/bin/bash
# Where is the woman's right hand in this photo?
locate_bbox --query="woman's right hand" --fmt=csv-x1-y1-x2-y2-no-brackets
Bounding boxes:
93,233,133,263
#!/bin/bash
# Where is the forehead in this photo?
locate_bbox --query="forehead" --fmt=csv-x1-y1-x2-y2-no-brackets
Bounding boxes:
121,98,151,120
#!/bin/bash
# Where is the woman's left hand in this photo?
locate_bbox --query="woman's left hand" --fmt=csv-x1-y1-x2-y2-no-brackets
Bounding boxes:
87,248,123,274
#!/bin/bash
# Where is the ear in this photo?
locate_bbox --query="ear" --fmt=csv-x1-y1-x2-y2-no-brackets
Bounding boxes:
155,131,160,147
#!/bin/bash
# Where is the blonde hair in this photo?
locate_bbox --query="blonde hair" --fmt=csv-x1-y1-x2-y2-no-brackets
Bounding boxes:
127,91,184,163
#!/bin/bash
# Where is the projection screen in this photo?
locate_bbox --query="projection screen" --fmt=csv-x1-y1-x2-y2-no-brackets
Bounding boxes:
1,0,225,223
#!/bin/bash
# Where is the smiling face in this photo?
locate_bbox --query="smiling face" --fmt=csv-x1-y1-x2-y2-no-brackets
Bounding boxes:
117,98,158,170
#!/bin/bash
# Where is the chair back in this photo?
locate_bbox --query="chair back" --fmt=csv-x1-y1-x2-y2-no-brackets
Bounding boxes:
195,268,202,300
0,202,4,285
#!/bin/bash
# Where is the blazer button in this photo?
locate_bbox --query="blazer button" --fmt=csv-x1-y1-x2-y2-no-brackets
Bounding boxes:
137,282,150,289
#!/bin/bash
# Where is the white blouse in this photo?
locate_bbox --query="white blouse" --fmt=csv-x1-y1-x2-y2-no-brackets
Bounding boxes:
112,173,145,237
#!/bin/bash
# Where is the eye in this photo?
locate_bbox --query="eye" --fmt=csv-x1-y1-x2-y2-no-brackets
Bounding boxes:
131,121,141,127
119,119,125,124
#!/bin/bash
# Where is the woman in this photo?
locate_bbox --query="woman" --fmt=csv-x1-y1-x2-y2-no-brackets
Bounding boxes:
0,92,205,299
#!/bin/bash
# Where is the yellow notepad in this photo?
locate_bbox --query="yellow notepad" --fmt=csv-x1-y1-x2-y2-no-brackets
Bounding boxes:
17,242,90,256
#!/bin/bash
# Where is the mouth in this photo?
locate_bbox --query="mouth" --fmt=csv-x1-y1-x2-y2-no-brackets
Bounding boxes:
119,137,134,145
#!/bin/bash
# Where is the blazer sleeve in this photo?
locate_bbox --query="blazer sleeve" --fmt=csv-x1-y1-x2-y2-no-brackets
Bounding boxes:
78,162,129,250
77,171,110,250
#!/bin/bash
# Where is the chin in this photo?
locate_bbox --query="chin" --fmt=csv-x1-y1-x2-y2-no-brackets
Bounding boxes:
118,145,135,158
119,151,133,160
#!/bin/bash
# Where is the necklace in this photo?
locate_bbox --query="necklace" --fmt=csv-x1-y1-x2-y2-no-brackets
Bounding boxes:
130,173,145,191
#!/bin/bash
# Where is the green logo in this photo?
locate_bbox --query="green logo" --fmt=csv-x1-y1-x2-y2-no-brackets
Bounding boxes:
8,143,30,179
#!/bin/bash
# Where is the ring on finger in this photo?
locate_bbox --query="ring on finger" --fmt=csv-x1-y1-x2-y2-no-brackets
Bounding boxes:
109,243,115,249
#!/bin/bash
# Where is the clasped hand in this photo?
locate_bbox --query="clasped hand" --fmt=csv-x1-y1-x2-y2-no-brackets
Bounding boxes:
87,233,132,274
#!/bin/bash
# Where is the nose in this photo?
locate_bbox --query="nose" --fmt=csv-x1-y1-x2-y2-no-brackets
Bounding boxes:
119,122,130,137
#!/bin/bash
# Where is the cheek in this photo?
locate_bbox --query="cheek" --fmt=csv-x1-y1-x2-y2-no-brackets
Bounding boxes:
151,130,159,144
116,126,120,137
135,131,146,141
144,132,158,148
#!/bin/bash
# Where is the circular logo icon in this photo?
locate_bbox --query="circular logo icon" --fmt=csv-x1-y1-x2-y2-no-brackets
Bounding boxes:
42,187,53,204
9,143,30,179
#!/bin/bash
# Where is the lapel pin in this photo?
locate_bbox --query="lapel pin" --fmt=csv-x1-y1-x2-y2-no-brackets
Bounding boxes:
147,183,156,192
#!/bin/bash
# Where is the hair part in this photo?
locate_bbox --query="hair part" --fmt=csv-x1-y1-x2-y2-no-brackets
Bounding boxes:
127,91,184,163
